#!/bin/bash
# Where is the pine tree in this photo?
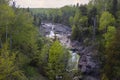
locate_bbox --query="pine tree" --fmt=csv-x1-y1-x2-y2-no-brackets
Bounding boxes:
47,40,69,80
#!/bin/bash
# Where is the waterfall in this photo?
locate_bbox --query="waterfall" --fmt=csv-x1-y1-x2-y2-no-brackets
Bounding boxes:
68,51,80,71
46,24,55,38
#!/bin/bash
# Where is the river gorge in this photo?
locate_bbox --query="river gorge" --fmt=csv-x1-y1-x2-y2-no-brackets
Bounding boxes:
40,22,100,80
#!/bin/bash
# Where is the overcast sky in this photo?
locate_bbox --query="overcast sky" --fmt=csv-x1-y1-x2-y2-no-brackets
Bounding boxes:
14,0,89,8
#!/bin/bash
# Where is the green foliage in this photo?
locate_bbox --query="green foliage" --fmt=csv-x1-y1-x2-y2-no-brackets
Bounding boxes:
24,66,48,80
0,4,15,39
33,14,41,26
102,74,109,80
0,4,14,24
0,44,27,80
89,0,111,13
30,6,76,25
39,44,49,65
88,6,97,27
0,1,44,80
25,66,38,77
79,5,88,16
5,9,38,58
0,0,120,80
103,26,116,48
0,0,9,4
69,16,73,26
17,53,31,68
73,10,81,25
99,11,115,31
104,29,120,79
116,11,120,26
79,16,88,27
37,42,51,75
70,9,89,42
71,25,80,40
47,40,69,80
110,0,118,17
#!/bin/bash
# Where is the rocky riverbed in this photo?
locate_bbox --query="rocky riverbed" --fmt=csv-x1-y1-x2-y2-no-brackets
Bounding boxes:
40,23,72,48
40,22,100,80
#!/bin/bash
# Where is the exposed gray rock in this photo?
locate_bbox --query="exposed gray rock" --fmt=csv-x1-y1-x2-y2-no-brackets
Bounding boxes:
70,40,100,80
77,45,100,80
82,75,100,80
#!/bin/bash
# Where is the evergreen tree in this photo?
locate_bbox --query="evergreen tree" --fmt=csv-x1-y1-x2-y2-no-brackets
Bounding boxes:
47,40,69,80
103,26,116,48
99,11,115,32
71,25,80,41
0,44,27,80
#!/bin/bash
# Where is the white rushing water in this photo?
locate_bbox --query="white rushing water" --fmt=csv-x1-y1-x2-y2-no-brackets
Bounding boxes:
46,25,55,38
48,31,55,38
68,51,80,71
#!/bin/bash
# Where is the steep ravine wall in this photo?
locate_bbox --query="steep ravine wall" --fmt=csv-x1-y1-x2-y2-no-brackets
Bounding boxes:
71,42,101,80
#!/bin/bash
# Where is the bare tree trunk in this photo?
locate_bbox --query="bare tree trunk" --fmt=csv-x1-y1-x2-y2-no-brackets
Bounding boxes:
92,17,97,44
10,35,12,49
6,25,8,43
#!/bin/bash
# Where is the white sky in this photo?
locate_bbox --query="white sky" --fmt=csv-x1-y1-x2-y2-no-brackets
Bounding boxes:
14,0,89,8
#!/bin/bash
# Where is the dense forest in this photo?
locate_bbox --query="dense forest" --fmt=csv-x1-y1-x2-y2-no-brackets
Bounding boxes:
0,0,120,80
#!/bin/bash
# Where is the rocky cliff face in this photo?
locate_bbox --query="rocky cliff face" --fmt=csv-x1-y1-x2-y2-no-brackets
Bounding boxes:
71,42,101,80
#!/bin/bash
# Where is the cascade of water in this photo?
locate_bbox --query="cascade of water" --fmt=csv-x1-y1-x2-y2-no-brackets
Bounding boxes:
68,51,80,71
46,24,55,38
